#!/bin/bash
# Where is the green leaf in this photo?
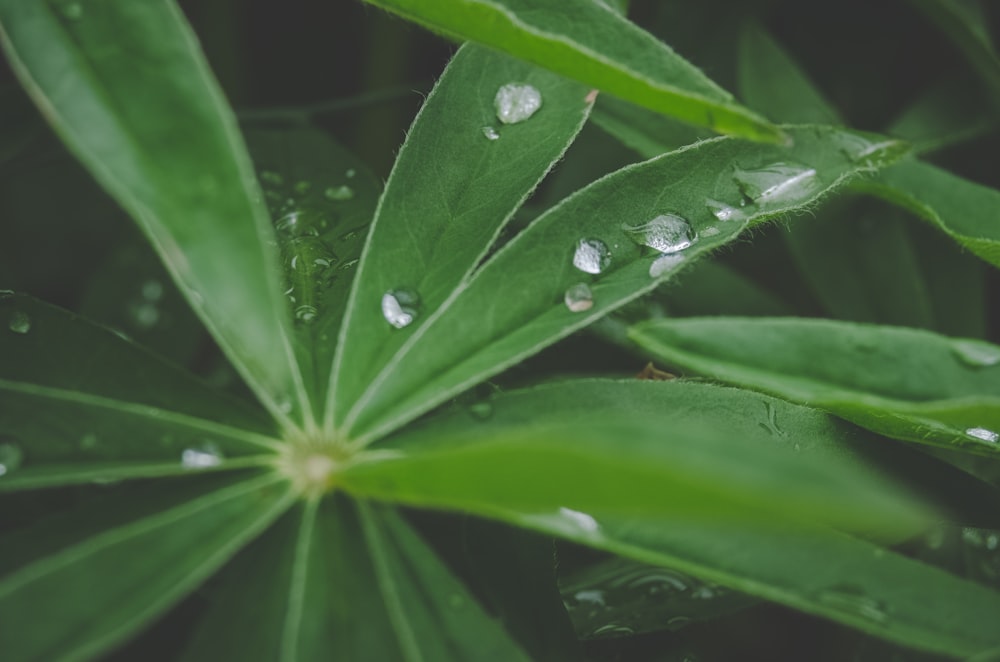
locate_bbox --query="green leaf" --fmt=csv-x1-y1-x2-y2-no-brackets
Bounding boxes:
505,510,1000,657
0,472,294,662
737,21,842,125
0,0,306,428
908,0,1000,100
855,159,1000,270
361,0,784,143
343,380,934,537
340,126,908,442
629,317,1000,457
0,294,279,490
590,95,706,158
245,127,381,412
887,77,998,154
327,43,592,433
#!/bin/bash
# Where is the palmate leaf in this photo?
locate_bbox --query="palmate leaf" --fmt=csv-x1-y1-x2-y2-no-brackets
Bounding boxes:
0,0,307,429
630,317,1000,457
361,0,784,143
339,125,907,443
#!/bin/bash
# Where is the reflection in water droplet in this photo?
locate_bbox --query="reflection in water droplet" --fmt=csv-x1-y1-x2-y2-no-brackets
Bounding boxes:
295,304,318,323
648,254,684,279
468,402,493,421
622,214,695,254
181,442,223,469
494,83,543,124
734,162,819,205
8,311,31,334
324,185,355,201
966,427,999,443
573,238,612,274
952,339,1000,368
817,585,889,623
564,283,594,313
0,442,24,477
482,126,500,141
382,289,420,329
706,199,746,222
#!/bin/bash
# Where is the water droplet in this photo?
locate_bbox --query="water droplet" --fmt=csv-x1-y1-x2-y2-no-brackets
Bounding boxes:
277,398,293,414
0,442,24,477
324,185,354,201
952,339,1000,368
482,126,500,141
494,83,543,124
734,162,819,205
181,442,223,469
288,237,338,274
294,304,318,323
260,170,284,186
338,225,368,242
345,168,356,179
700,226,720,237
340,258,360,271
564,283,594,313
572,590,607,607
468,402,493,420
382,289,420,329
817,585,889,623
572,238,612,274
559,507,600,533
593,623,636,637
294,180,312,195
141,280,163,301
966,427,999,443
131,302,160,329
79,433,99,450
0,289,13,300
705,199,747,222
622,214,696,254
648,254,684,278
835,132,902,166
8,311,31,334
666,616,693,631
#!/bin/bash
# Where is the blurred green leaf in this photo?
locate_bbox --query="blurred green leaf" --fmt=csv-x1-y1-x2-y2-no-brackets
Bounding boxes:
908,0,1000,100
0,472,293,661
328,43,592,434
362,0,784,142
340,126,907,442
0,0,306,427
630,317,1000,457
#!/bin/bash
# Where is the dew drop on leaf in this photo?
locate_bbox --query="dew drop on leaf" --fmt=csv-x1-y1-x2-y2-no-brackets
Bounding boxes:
951,339,1000,368
564,283,594,313
0,442,24,477
130,302,160,329
181,442,223,470
705,199,746,222
648,254,684,279
816,585,889,623
324,185,354,201
382,289,420,329
482,126,500,141
572,238,612,274
733,162,819,205
494,83,542,124
559,507,600,533
8,310,31,334
966,427,999,443
622,214,695,254
295,304,318,324
345,168,356,179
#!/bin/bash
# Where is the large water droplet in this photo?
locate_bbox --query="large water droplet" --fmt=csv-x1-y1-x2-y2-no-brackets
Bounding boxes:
8,311,31,334
382,289,420,329
817,585,889,623
0,442,24,477
181,442,223,469
622,214,695,254
572,238,612,274
494,83,542,124
324,185,354,201
966,427,999,443
952,339,1000,368
482,126,500,141
564,283,594,313
734,162,819,205
648,254,684,279
705,199,746,223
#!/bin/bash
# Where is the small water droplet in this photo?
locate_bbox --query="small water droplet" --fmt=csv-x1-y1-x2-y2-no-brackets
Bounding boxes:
295,304,318,323
288,237,338,274
345,168,356,179
706,199,746,222
324,185,354,201
666,616,693,631
734,162,819,205
494,83,543,124
559,507,600,533
294,180,312,195
573,590,606,607
622,214,696,254
467,402,493,420
260,170,284,187
0,289,13,300
482,126,500,141
8,311,31,334
79,433,99,450
131,302,160,329
648,253,684,278
817,585,889,623
382,289,420,329
564,283,594,313
952,339,1000,368
0,442,24,477
966,427,999,443
181,442,223,469
340,258,360,271
141,280,163,301
572,238,612,274
277,398,293,414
